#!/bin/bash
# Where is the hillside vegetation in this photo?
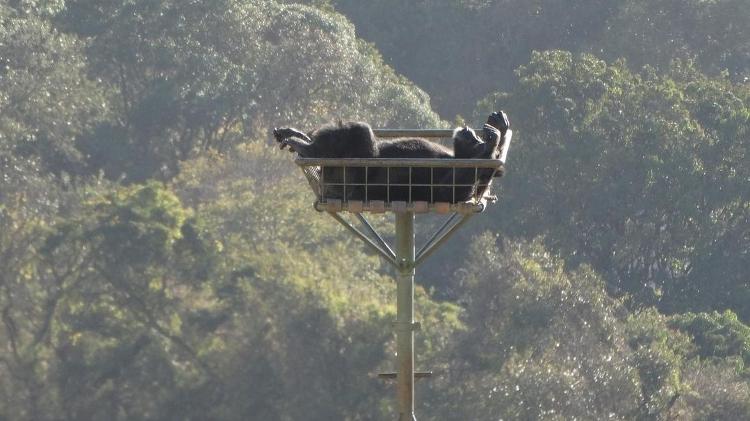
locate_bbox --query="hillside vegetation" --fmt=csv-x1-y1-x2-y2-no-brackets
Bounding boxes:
1,1,748,419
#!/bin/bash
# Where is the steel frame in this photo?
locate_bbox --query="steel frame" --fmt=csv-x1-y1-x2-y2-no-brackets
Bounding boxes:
292,127,511,420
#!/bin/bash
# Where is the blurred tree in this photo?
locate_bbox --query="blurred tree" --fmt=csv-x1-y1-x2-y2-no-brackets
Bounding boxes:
332,0,619,118
172,143,464,419
57,0,442,181
670,310,750,377
475,51,749,319
424,233,749,419
2,0,65,17
22,182,220,420
2,1,749,419
0,155,66,420
600,0,750,82
0,7,109,176
425,235,656,418
677,359,750,419
331,0,749,119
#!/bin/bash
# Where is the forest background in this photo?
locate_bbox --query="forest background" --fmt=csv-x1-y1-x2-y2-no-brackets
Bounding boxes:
1,0,749,419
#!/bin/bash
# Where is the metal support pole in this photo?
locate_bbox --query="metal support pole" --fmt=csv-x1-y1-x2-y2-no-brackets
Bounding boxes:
395,212,417,421
291,130,512,419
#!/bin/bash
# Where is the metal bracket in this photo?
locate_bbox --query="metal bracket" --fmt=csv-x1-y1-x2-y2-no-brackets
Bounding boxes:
377,371,433,380
391,321,421,331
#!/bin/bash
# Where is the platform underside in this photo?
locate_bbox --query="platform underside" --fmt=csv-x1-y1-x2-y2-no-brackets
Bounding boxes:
312,198,490,214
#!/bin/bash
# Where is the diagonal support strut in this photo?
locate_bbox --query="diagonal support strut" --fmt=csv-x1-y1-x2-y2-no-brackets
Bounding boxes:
327,210,475,421
326,212,397,267
415,213,474,266
354,213,396,260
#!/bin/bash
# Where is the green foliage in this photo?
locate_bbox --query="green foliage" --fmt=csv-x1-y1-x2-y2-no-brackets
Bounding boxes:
0,180,219,420
424,234,699,419
2,0,65,17
670,310,750,376
1,0,749,419
334,0,501,118
332,0,749,118
57,0,441,180
0,8,109,175
476,51,749,319
678,360,750,420
600,0,750,80
625,308,692,417
0,159,62,420
84,182,190,267
420,234,750,419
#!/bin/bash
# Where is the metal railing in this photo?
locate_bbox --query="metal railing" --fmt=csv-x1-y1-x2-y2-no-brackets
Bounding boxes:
295,157,504,214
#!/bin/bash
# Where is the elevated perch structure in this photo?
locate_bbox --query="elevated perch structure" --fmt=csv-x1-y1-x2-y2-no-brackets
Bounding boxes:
295,128,511,421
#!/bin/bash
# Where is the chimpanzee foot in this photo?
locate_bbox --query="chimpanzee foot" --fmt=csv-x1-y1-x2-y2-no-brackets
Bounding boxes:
278,137,312,156
487,111,510,133
273,127,293,149
483,123,500,145
272,127,310,146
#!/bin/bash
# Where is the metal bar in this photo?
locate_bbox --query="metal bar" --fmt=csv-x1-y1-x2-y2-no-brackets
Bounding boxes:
321,165,326,198
374,128,481,138
327,212,397,267
452,167,456,203
498,129,513,163
415,214,461,257
354,213,396,261
296,157,504,168
408,167,412,203
395,212,417,421
314,200,486,214
378,372,432,380
415,213,474,266
387,167,390,203
430,168,434,203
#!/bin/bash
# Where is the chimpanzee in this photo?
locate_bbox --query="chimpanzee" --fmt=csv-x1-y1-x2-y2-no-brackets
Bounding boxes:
272,111,510,203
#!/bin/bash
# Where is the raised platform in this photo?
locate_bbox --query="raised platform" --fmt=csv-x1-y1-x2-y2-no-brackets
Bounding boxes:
290,127,512,421
295,157,505,214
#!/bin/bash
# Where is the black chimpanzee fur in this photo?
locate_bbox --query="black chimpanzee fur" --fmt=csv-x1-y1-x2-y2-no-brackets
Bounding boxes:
273,111,510,203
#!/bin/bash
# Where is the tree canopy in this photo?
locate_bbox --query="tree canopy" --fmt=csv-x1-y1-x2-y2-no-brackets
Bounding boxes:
1,0,748,419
